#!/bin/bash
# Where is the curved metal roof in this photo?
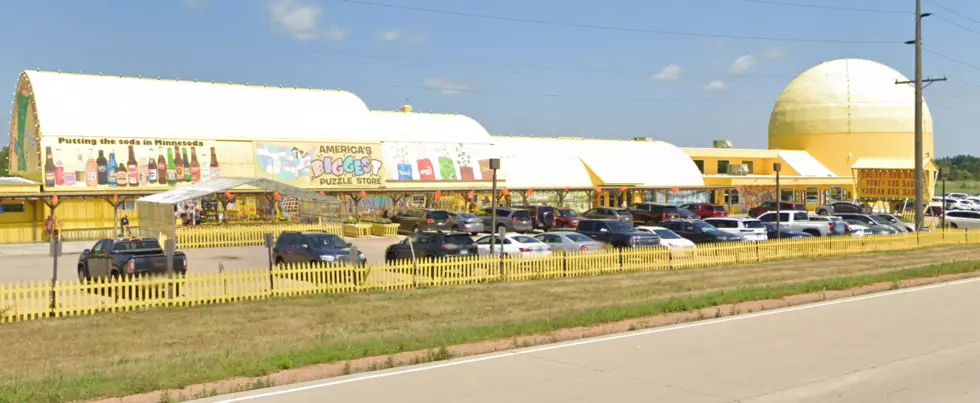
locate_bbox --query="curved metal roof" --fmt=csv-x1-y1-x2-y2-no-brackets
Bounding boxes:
22,70,375,141
368,110,493,144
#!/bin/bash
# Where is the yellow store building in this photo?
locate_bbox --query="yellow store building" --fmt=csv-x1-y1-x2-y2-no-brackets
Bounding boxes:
2,58,936,243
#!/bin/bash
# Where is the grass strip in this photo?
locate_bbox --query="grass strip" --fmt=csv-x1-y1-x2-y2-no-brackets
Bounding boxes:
1,253,979,403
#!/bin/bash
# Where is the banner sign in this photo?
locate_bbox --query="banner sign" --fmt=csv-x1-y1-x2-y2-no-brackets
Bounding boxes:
254,142,385,189
381,142,498,181
39,136,223,192
856,169,914,199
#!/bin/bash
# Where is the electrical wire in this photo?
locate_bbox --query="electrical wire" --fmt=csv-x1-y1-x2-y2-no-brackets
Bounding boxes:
735,0,907,14
925,48,980,73
926,0,980,26
335,0,900,44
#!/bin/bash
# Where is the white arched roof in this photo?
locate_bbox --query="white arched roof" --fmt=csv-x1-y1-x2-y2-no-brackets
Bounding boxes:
493,136,705,188
368,110,493,144
22,70,375,141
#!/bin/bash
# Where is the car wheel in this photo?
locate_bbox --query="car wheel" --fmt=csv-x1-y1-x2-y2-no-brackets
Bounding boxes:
451,225,460,232
817,209,829,216
950,222,959,229
77,265,90,282
274,256,284,265
385,252,396,262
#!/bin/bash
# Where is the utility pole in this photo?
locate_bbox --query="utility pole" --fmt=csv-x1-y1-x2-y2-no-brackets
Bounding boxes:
897,0,944,231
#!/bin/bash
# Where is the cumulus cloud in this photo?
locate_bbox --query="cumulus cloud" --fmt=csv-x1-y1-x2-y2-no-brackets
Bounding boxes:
728,55,757,76
266,0,347,42
703,80,726,91
651,64,682,81
761,47,788,60
423,78,481,95
377,29,427,44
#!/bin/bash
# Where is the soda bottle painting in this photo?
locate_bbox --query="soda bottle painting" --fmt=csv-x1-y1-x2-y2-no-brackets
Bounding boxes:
417,159,436,181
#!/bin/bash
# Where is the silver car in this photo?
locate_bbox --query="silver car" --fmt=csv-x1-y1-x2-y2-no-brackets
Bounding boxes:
448,212,485,235
534,232,603,253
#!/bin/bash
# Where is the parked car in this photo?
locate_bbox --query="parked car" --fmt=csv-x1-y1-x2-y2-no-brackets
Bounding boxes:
806,215,849,236
555,208,583,228
576,219,660,248
703,218,768,242
815,201,865,216
756,211,832,237
678,203,728,219
273,231,366,265
946,193,970,200
78,238,187,280
533,232,604,253
514,205,558,231
634,226,696,249
390,208,453,234
836,213,902,234
448,212,485,235
872,213,924,232
841,220,873,237
475,234,553,257
628,203,696,225
384,232,478,261
760,222,813,239
476,208,534,233
660,219,743,244
748,201,807,218
942,210,980,229
844,219,892,235
582,207,634,224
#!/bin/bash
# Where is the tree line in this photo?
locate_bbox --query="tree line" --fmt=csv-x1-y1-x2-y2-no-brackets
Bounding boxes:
936,155,980,182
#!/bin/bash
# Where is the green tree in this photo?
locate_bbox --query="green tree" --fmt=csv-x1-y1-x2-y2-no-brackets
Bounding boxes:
0,145,8,176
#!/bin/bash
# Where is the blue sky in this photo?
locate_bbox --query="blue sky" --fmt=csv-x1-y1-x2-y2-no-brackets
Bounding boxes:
3,0,979,157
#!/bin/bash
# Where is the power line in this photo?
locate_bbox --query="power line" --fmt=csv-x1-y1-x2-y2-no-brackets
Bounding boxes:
925,48,980,73
926,0,980,26
336,0,899,44
736,0,907,14
934,14,980,36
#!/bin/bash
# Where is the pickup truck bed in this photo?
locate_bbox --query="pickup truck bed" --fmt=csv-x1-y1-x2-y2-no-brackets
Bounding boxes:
78,238,188,280
757,211,831,236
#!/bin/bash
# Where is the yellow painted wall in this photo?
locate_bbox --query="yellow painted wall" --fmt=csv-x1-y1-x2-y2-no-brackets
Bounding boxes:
769,132,934,178
689,156,800,176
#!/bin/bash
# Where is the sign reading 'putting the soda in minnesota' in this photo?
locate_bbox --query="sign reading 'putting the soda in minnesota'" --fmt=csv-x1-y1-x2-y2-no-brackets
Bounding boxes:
380,142,498,181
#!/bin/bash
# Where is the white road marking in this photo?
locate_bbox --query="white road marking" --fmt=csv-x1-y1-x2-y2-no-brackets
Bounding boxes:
210,276,980,403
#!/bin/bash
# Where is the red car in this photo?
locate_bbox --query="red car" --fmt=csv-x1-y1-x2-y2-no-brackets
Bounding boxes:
555,208,582,228
748,201,807,218
678,203,727,219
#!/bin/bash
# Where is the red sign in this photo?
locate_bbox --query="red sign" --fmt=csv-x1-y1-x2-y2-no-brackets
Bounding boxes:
857,169,915,199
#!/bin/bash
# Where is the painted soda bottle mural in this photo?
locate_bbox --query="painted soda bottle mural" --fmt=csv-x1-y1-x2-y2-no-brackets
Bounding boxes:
147,148,158,184
478,159,493,180
174,146,184,183
73,152,85,187
116,163,128,187
86,149,98,188
96,150,108,185
417,158,436,181
127,145,139,187
182,148,191,182
167,148,177,186
199,149,209,181
107,151,118,187
190,146,201,183
157,151,167,185
438,157,457,180
54,148,65,186
44,147,56,187
209,147,220,180
65,152,81,186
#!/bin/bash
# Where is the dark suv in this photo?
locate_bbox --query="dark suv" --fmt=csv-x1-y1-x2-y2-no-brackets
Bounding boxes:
391,208,453,234
576,219,660,248
628,203,696,225
476,208,533,233
514,205,557,231
384,232,479,261
661,220,742,244
582,207,633,224
273,231,366,265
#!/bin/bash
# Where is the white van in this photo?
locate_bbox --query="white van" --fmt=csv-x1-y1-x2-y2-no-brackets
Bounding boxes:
702,218,768,242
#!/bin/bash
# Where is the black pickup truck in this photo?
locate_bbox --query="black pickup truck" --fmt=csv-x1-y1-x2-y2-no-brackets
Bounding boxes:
576,219,661,248
77,238,188,280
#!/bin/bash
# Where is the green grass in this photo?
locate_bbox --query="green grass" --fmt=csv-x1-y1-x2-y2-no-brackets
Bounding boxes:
936,180,980,195
0,247,979,403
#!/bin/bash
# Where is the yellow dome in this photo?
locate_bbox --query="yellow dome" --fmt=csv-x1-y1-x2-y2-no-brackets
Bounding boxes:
768,58,934,176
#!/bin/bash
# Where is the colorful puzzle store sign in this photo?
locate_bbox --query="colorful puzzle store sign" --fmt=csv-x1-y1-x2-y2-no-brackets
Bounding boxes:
254,142,385,189
381,142,498,181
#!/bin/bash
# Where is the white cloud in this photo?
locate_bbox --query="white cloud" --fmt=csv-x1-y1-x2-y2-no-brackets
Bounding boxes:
378,29,402,42
651,64,682,81
266,0,347,42
377,29,427,44
727,55,757,76
761,47,788,60
423,78,480,95
703,79,726,91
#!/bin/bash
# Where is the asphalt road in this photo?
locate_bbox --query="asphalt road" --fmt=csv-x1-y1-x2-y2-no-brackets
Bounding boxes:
191,277,980,403
0,237,402,283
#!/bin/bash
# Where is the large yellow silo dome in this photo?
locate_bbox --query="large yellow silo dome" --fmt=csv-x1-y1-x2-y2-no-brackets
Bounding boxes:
768,58,934,176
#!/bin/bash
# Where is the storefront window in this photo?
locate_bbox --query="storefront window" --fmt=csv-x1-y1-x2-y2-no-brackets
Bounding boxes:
829,187,843,202
806,187,819,204
724,189,740,205
780,189,796,202
694,160,705,174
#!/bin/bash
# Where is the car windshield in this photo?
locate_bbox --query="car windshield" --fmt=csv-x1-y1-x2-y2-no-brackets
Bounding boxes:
692,221,718,232
307,235,348,249
455,213,477,219
512,235,541,244
876,215,898,223
653,229,682,239
444,234,475,245
868,216,890,225
564,233,592,243
426,210,450,220
607,221,635,233
742,220,764,229
559,209,579,217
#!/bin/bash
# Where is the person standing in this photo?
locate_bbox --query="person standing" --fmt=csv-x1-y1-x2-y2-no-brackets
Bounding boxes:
120,215,130,237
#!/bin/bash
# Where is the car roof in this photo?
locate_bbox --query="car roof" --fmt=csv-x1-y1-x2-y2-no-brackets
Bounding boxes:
635,226,668,230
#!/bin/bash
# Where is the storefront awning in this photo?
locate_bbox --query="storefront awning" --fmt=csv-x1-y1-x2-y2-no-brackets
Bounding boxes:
851,158,937,171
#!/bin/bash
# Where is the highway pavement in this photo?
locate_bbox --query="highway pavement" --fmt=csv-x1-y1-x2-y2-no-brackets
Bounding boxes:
191,277,980,403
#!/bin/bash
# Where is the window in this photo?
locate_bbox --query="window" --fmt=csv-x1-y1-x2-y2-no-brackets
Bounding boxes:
717,160,730,175
694,160,705,174
743,161,754,174
793,212,808,221
828,187,843,203
724,190,740,205
780,189,796,202
119,200,137,212
806,187,819,204
0,203,25,213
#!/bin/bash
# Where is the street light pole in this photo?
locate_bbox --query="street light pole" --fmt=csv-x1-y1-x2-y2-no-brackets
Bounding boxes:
488,158,500,255
774,162,782,240
940,167,949,231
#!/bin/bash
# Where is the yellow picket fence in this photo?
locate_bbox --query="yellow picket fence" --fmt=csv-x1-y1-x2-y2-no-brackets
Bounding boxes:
175,223,343,249
2,230,978,323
